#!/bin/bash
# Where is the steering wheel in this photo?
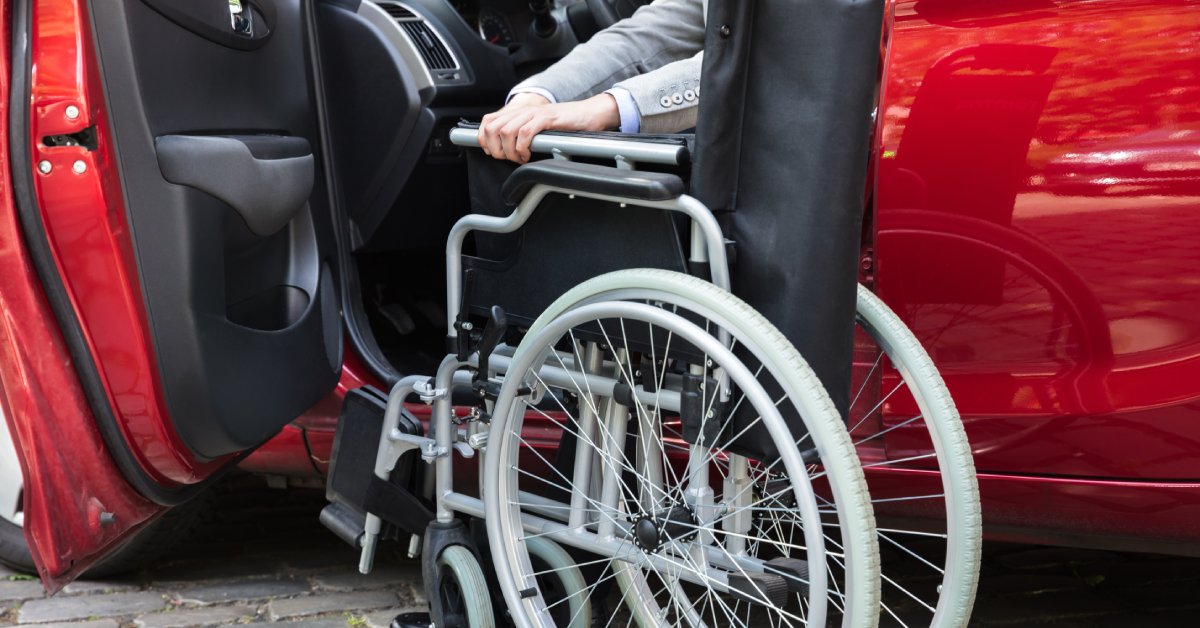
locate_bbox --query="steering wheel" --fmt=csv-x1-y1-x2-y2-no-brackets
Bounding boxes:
585,0,651,29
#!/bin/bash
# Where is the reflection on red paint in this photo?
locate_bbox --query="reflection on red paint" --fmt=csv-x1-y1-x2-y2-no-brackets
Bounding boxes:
877,0,1200,481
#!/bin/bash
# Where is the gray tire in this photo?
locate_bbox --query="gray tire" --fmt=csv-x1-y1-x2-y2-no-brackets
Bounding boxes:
854,285,981,627
528,269,980,627
489,271,880,628
435,544,495,628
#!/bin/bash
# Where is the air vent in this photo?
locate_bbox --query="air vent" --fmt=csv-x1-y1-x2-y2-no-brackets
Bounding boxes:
399,21,457,70
379,3,417,20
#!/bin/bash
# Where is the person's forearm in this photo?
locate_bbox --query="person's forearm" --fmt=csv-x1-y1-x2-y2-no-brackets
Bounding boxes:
510,0,705,103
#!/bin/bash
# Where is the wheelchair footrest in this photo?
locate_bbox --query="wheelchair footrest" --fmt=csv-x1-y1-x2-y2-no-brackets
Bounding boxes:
326,388,431,537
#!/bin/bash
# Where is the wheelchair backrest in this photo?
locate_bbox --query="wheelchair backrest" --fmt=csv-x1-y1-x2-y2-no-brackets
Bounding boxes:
692,0,887,418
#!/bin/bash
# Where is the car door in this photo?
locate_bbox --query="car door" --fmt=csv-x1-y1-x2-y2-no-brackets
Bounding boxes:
3,0,343,589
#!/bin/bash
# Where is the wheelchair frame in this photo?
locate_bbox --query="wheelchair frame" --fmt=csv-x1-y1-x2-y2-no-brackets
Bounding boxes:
346,128,980,628
350,129,842,622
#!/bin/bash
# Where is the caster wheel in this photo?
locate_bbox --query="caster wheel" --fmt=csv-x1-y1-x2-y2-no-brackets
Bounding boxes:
432,545,494,628
389,612,432,628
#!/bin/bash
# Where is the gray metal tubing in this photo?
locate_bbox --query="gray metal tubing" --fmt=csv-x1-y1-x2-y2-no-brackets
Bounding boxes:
595,353,631,540
433,354,465,522
445,185,551,335
375,376,423,479
496,491,787,583
511,492,782,585
448,127,687,166
568,344,603,530
443,492,737,594
485,301,828,627
523,349,689,397
445,185,730,335
475,351,683,413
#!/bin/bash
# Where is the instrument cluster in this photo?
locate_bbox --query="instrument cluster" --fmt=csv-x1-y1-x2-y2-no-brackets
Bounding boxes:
451,0,523,47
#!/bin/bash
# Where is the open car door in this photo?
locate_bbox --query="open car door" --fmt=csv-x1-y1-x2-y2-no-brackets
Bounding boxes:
2,0,343,590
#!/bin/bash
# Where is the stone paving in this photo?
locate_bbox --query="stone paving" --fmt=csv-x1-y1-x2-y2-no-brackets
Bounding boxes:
1,476,1198,627
0,478,424,628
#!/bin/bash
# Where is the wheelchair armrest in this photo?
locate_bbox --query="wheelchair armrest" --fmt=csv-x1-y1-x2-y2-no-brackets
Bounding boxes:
502,160,686,205
449,125,692,166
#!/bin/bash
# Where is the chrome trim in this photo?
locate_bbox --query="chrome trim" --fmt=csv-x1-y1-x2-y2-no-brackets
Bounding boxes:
228,0,253,36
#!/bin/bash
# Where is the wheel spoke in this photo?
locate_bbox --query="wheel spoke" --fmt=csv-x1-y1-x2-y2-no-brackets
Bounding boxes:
489,295,884,628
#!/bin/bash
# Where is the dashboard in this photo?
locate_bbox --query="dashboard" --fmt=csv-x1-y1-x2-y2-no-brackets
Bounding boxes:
449,0,584,47
450,0,530,47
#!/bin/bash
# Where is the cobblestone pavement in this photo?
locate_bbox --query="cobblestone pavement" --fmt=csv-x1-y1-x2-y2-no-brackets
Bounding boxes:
1,476,1198,627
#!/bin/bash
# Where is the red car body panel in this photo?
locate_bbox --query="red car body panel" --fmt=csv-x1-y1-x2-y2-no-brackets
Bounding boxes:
0,0,163,592
25,0,231,488
4,0,1200,591
867,0,1200,551
877,0,1200,477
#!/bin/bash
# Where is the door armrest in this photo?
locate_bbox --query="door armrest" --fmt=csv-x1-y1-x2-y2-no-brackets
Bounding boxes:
155,134,313,236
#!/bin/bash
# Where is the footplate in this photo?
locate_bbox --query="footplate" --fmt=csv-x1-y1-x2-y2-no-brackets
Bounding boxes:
322,388,432,555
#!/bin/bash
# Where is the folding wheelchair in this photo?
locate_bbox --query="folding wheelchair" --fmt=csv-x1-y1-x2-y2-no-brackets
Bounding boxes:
338,127,982,628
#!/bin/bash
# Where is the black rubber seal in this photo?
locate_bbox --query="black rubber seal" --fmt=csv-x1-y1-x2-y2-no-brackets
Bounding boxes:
9,0,241,506
302,0,399,388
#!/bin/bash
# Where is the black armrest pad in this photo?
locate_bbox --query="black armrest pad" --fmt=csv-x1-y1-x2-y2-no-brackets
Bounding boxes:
502,160,686,205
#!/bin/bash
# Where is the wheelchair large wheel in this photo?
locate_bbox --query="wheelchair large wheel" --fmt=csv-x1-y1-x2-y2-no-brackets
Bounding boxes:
846,286,980,627
526,269,981,627
485,290,880,627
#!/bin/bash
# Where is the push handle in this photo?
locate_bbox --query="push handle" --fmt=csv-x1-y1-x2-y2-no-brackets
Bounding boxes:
448,126,690,167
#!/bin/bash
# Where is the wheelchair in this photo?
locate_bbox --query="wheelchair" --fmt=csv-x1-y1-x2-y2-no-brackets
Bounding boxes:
345,128,982,628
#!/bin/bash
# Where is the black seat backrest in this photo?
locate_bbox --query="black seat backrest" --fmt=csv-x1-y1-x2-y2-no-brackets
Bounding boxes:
692,0,886,423
463,152,689,328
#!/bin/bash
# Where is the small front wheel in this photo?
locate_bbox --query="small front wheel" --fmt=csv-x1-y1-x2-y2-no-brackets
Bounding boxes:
433,545,495,628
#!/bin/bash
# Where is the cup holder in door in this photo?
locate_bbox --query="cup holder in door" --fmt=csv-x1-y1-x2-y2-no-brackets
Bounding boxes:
222,203,321,332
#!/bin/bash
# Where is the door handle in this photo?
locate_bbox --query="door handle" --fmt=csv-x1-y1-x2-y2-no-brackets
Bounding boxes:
141,0,277,50
228,0,253,37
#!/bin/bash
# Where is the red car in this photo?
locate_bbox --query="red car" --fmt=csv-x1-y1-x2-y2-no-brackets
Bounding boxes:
0,0,1197,602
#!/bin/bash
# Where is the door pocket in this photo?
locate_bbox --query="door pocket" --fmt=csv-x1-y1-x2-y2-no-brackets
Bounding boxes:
152,133,339,457
157,134,318,332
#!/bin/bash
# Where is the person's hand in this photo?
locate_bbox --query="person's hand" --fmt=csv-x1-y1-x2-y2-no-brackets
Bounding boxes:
478,93,621,163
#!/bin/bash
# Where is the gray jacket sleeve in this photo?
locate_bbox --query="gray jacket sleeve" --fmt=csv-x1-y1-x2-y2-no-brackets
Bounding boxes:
511,0,705,133
611,52,702,133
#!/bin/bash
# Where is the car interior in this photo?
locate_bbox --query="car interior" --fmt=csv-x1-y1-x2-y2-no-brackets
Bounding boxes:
84,0,883,482
82,0,643,463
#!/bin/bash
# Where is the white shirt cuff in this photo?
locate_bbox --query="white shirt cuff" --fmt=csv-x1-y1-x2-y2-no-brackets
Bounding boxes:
506,87,557,104
604,87,641,134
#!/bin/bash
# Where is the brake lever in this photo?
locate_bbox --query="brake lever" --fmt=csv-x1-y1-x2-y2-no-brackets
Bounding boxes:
474,305,508,385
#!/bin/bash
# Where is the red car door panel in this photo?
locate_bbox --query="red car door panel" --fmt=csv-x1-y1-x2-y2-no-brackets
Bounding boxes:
3,0,343,587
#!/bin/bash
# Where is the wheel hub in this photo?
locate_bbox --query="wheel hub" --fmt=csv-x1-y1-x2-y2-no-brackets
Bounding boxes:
632,505,697,553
